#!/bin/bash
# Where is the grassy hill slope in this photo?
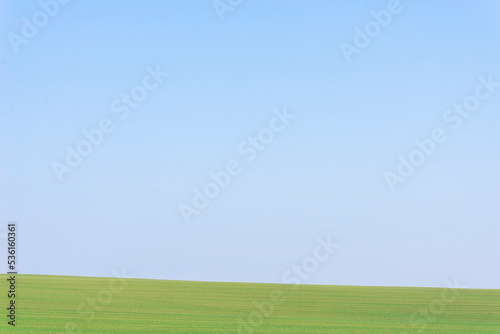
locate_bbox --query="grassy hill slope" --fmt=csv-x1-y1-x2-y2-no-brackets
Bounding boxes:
1,274,499,333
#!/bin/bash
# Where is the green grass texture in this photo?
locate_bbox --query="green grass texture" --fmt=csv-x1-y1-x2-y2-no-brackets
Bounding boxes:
1,274,499,333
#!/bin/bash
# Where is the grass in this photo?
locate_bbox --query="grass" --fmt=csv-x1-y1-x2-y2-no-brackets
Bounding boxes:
1,274,499,333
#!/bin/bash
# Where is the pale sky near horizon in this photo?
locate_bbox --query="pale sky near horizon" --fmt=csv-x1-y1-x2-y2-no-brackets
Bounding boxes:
1,0,499,289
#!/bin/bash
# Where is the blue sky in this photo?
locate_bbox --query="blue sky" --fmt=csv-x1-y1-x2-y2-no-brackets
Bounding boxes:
1,0,499,289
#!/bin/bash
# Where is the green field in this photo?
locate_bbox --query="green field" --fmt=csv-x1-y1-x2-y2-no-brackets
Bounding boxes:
1,274,499,333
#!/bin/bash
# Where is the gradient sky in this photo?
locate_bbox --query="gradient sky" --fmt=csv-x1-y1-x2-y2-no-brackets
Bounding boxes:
1,0,499,289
